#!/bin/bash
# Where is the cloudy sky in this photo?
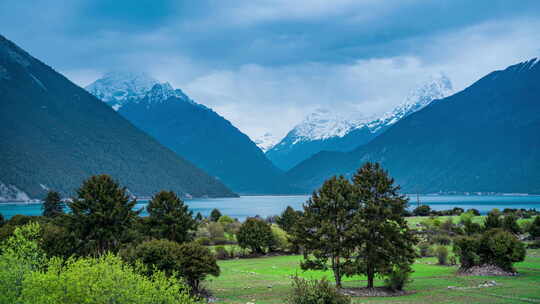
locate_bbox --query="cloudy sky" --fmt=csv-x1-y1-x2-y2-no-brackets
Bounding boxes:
1,0,539,140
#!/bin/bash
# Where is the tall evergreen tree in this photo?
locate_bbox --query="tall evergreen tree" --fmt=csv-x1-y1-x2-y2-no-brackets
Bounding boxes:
350,162,417,289
42,191,64,218
292,176,359,288
277,206,301,234
146,190,197,243
0,212,4,227
68,175,140,255
210,209,222,222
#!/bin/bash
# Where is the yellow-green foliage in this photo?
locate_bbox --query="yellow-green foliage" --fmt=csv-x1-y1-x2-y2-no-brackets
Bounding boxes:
20,254,200,304
271,225,291,251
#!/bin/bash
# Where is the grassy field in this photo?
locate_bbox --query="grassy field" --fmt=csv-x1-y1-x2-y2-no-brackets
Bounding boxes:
207,249,540,303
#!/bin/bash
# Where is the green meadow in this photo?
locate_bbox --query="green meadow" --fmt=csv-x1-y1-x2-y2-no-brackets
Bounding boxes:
208,249,540,303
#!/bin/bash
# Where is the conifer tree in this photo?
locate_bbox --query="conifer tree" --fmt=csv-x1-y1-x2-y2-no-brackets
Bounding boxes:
0,213,4,227
42,190,64,218
210,208,222,222
277,206,301,234
147,190,197,243
292,175,359,288
68,175,140,255
350,162,417,289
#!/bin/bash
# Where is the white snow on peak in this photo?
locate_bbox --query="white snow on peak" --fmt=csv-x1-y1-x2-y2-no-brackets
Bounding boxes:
283,73,453,144
253,133,281,152
85,71,196,110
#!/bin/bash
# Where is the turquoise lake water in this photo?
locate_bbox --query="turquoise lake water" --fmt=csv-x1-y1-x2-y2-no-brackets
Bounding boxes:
1,195,540,220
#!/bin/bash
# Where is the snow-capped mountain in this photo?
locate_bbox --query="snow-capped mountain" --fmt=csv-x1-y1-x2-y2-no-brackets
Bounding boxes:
86,72,198,111
85,72,298,194
253,133,281,152
85,71,159,110
266,73,453,171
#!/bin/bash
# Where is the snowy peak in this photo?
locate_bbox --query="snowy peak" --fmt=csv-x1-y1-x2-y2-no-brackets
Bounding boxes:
86,71,159,109
290,109,370,143
253,133,280,152
373,73,453,131
86,72,197,110
279,73,454,145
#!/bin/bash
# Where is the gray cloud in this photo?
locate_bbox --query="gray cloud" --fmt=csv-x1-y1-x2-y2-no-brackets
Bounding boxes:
1,0,539,139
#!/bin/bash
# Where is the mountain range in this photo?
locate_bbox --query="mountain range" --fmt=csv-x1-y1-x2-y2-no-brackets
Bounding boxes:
86,73,298,194
266,74,453,170
0,35,235,200
288,59,540,194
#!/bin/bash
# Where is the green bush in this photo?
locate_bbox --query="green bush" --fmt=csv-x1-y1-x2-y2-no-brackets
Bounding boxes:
384,265,413,291
0,223,46,303
502,214,521,235
529,216,540,239
435,246,448,265
121,240,220,293
214,246,229,260
454,229,526,271
237,217,275,254
20,254,199,304
477,228,526,271
286,276,350,304
271,225,291,252
453,236,481,269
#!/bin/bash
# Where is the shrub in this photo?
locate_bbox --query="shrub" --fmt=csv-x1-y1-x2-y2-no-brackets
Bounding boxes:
195,237,211,246
286,276,350,304
418,242,433,257
214,246,229,260
502,214,521,235
207,222,225,240
449,256,457,265
484,209,502,230
0,223,46,303
413,205,431,216
121,239,220,293
454,229,526,271
237,217,275,254
20,254,199,304
529,216,540,239
271,225,291,252
384,265,412,291
435,246,448,265
453,236,480,269
477,228,526,271
463,219,483,236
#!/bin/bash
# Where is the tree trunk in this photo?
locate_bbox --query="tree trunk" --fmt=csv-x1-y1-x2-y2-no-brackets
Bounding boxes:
367,267,374,289
333,257,342,288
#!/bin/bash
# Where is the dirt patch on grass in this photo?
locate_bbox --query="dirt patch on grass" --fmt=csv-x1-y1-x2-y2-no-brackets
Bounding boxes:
457,265,518,276
340,287,413,297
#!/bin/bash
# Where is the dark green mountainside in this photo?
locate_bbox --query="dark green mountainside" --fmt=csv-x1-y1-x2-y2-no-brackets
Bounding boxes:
288,59,540,194
0,35,236,200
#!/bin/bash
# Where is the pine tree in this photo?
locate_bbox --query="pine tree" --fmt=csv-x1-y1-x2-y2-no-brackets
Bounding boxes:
292,175,359,288
210,208,222,222
146,190,197,243
42,190,64,218
68,175,140,255
277,206,301,233
350,162,417,289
